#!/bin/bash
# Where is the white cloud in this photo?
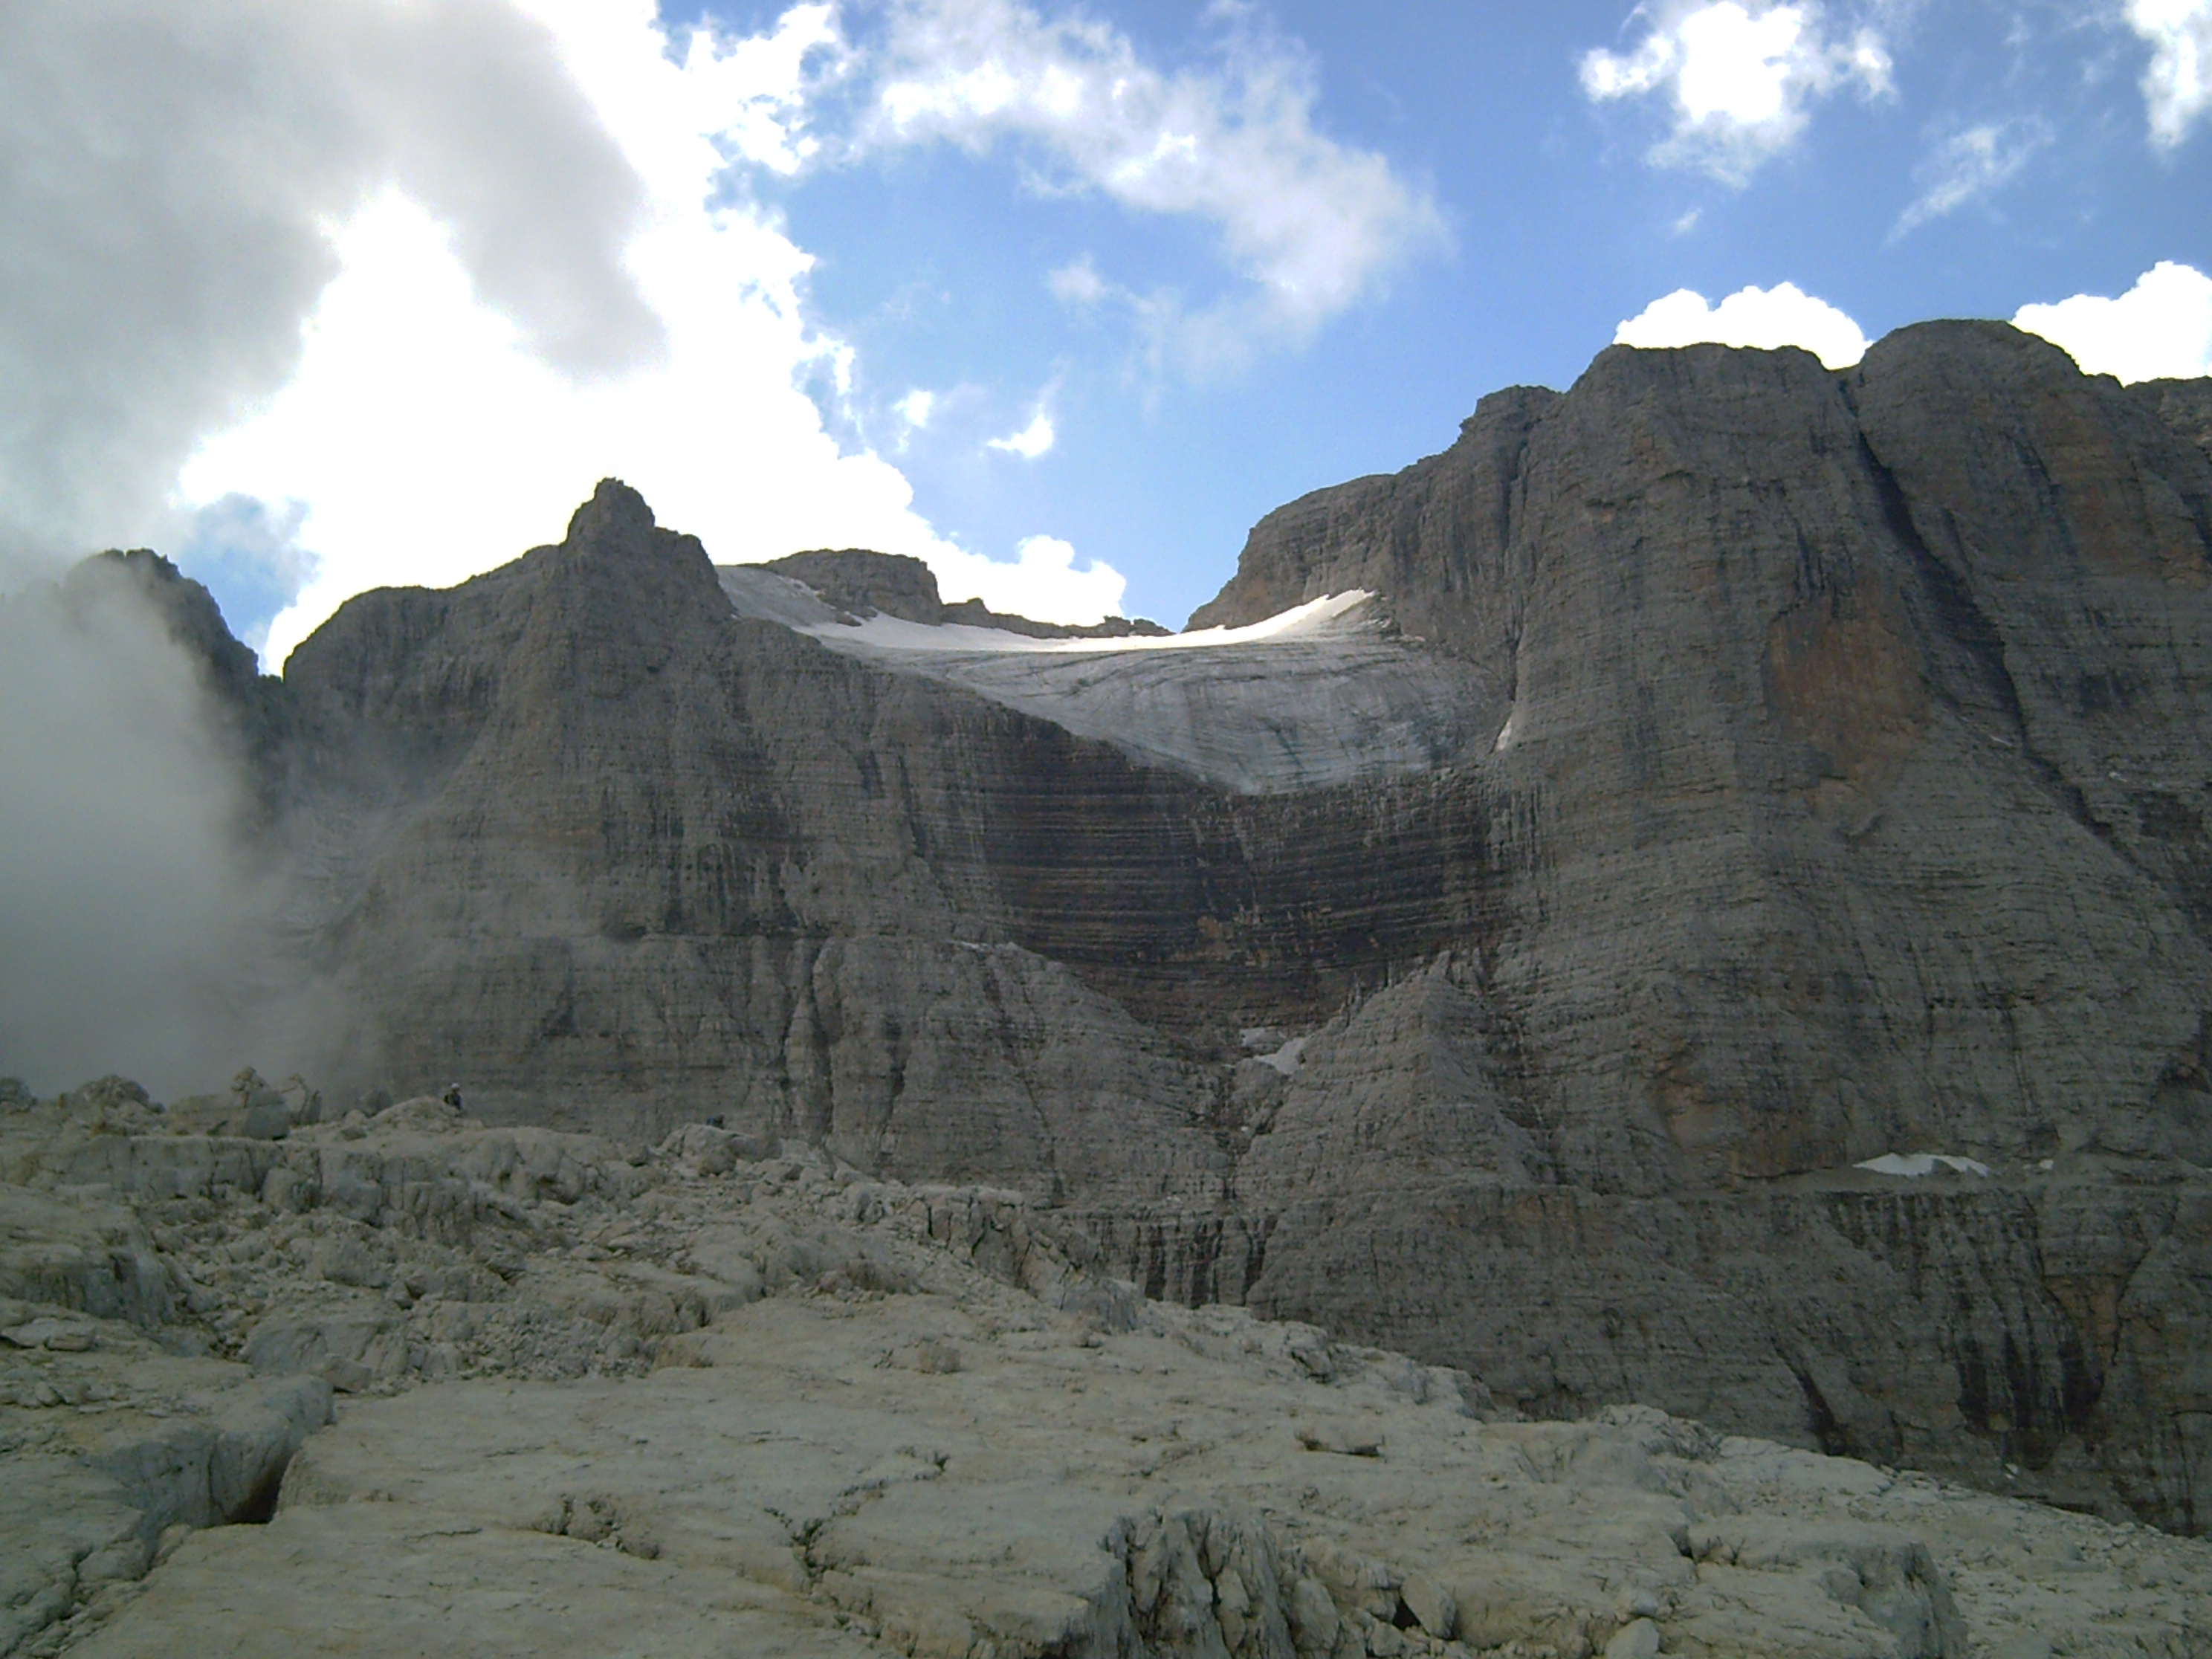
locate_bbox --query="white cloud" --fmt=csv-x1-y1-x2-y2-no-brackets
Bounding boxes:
895,388,938,429
1580,2,1894,183
2013,261,2212,383
985,405,1057,458
843,0,1445,369
1891,119,2049,239
1614,281,1870,367
156,0,1130,662
2127,0,2212,147
0,0,659,580
175,494,314,660
933,534,1122,622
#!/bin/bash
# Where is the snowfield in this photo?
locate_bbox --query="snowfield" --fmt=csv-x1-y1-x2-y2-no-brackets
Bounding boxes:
719,569,1504,794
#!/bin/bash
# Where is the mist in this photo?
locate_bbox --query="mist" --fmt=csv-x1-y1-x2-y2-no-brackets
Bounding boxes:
0,557,294,1099
0,0,662,1093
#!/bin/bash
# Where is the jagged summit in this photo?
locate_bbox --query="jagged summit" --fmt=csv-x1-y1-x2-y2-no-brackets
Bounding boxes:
763,547,945,626
71,549,262,693
567,473,658,541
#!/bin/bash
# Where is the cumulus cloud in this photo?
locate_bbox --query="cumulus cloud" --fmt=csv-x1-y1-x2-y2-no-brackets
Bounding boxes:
1891,119,2050,239
934,534,1124,623
0,0,659,581
2127,0,2212,147
2013,261,2212,383
2,0,1144,667
839,0,1446,370
1580,1,1894,183
1614,281,1870,366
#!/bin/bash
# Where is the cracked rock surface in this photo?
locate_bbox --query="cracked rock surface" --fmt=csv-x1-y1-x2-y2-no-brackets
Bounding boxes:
3,1089,2208,1657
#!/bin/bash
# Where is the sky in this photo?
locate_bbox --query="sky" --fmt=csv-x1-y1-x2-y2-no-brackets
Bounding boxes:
4,0,2211,660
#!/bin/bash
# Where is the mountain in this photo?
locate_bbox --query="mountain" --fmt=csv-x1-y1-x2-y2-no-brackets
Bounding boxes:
131,321,2212,1533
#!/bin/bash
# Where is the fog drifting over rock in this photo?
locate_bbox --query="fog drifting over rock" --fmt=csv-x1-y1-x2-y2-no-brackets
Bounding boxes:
0,566,272,1096
0,0,654,1092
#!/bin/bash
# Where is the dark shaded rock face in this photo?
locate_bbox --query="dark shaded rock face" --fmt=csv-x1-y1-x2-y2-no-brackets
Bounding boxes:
766,547,948,623
224,333,2212,1531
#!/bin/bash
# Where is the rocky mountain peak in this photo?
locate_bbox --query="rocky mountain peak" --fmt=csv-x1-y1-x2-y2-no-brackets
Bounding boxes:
1456,381,1562,439
529,478,722,657
65,546,262,699
766,547,945,623
754,546,1170,639
564,475,659,546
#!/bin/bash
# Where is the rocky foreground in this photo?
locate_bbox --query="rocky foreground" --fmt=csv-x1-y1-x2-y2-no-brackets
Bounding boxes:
2,1081,2205,1658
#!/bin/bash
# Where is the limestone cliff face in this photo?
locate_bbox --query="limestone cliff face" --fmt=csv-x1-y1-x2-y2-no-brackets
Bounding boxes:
279,482,1225,1208
242,327,2212,1531
1137,325,2212,1531
1186,326,2212,1190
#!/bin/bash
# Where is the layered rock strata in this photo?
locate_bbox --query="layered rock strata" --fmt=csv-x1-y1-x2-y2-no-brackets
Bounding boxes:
87,322,2212,1534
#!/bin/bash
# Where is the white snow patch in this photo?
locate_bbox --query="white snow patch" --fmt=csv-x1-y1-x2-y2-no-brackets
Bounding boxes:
718,566,841,630
1855,1152,1992,1179
1493,707,1519,754
789,589,1381,657
1252,1036,1307,1076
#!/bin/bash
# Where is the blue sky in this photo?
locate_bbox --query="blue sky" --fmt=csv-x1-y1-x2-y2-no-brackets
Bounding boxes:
4,1,2209,653
703,0,2212,626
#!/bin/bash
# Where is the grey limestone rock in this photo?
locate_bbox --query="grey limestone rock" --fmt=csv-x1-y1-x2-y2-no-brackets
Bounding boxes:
102,331,2212,1535
3,1086,2208,1655
762,545,1168,637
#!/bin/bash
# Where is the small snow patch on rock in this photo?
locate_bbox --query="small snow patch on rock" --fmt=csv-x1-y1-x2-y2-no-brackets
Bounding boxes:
1855,1152,1991,1179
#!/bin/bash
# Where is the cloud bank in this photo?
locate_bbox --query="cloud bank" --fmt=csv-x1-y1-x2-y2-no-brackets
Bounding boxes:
1614,281,1870,367
0,0,657,584
2014,261,2212,384
165,0,1158,658
1580,1,1893,183
4,0,1184,659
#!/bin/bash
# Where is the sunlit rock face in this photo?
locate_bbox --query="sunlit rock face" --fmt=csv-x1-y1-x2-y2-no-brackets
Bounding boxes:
212,323,2212,1530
